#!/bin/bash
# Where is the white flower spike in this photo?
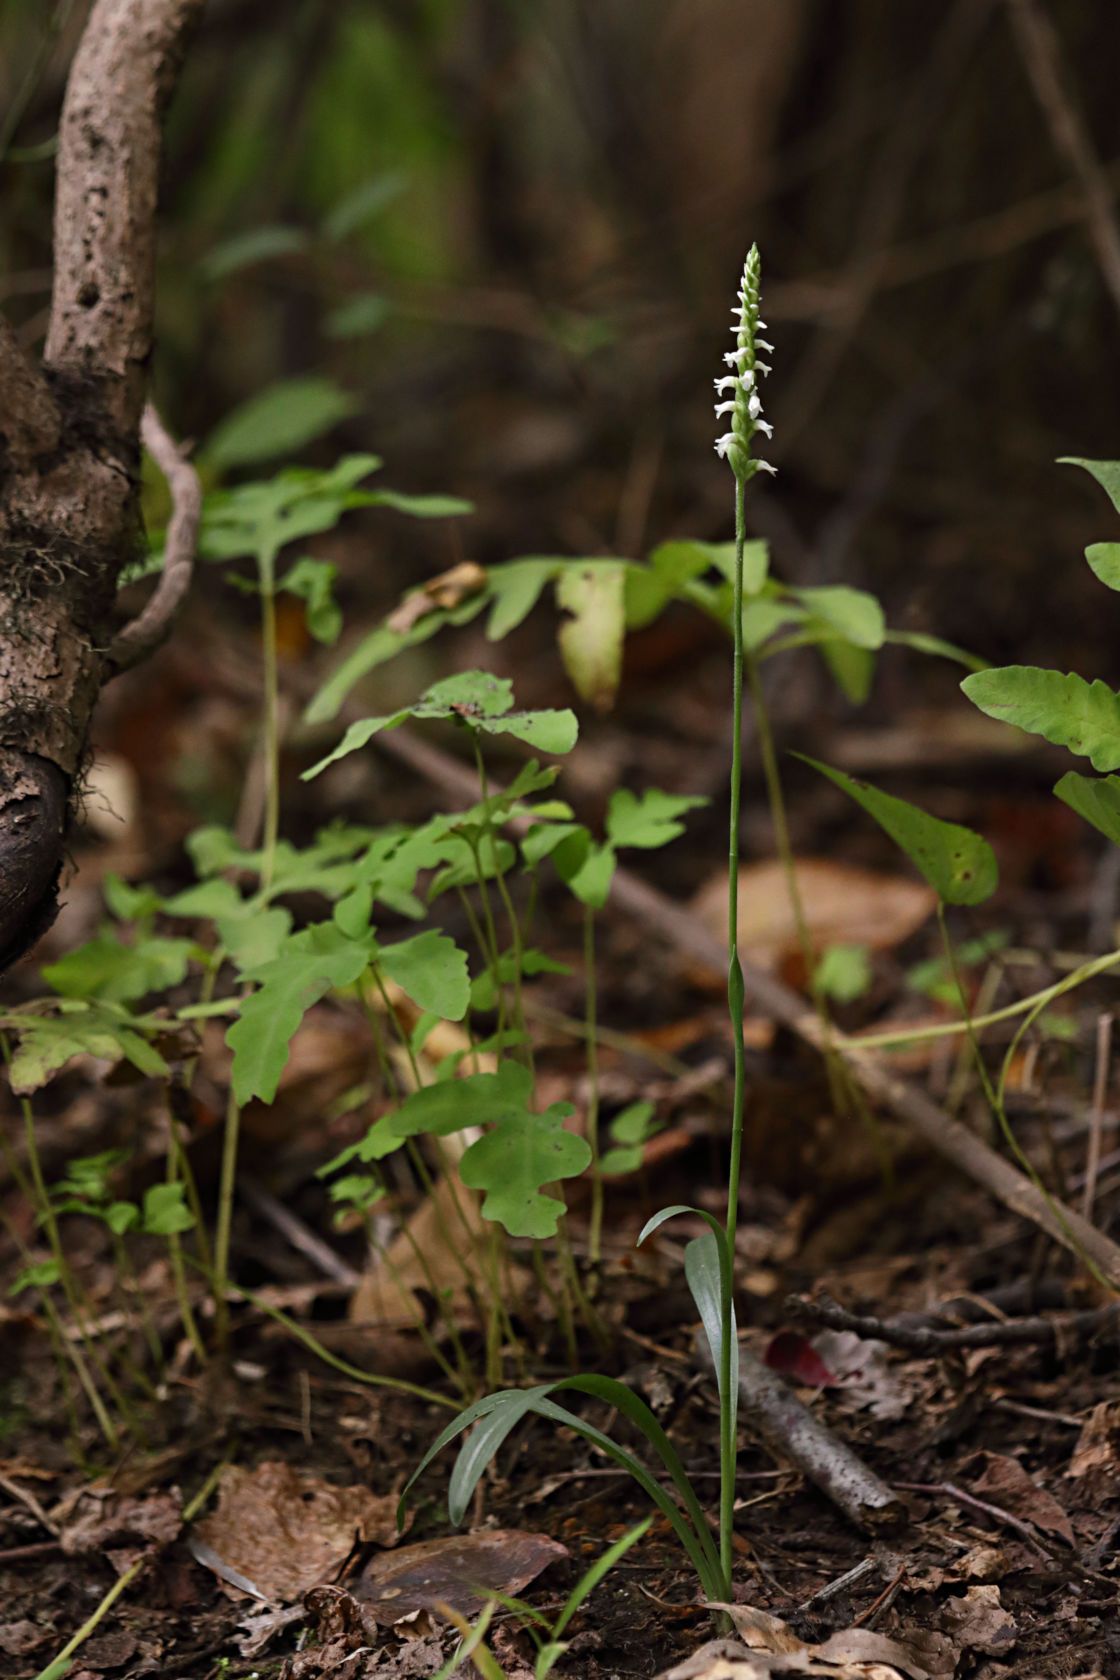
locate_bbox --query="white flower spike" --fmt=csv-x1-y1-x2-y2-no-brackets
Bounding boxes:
713,244,775,484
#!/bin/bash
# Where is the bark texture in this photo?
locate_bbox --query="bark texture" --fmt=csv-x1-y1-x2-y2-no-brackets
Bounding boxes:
0,0,203,968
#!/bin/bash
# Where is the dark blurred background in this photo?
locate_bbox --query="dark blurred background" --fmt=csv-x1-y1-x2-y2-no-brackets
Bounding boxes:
4,0,1120,814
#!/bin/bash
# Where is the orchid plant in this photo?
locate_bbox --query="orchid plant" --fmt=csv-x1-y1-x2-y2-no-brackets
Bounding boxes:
402,246,776,1606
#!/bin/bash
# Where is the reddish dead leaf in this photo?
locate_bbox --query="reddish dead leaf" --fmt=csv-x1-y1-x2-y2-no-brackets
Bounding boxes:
193,1462,404,1605
763,1331,836,1388
971,1452,1074,1546
355,1528,568,1625
385,561,488,633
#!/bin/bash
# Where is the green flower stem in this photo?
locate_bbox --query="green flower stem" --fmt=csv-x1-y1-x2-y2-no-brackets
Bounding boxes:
583,904,604,1265
719,476,748,1597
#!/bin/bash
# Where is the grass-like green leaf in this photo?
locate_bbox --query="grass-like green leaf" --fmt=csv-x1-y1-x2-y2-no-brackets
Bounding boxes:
1054,770,1120,848
796,755,997,905
405,1378,724,1598
685,1233,738,1417
962,666,1120,772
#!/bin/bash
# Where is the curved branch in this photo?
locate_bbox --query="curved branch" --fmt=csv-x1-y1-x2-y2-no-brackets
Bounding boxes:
108,402,199,671
44,0,204,437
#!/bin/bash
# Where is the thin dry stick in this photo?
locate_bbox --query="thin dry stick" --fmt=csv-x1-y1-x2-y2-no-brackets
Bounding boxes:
785,1290,1120,1353
372,724,1120,1290
1081,1011,1112,1222
694,1333,906,1535
108,402,200,670
1005,0,1120,322
778,0,995,446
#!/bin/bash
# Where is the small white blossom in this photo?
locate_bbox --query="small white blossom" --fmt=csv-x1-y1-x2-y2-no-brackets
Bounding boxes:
714,243,775,483
755,459,777,475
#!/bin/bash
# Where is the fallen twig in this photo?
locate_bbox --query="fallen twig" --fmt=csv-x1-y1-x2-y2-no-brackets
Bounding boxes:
784,1290,1120,1353
694,1333,907,1535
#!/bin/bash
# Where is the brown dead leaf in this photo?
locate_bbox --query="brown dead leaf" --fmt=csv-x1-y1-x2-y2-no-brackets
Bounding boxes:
691,1606,927,1677
690,858,935,976
385,562,488,634
355,1529,568,1625
971,1452,1075,1545
1066,1403,1120,1478
56,1485,182,1558
932,1584,1017,1658
193,1462,402,1606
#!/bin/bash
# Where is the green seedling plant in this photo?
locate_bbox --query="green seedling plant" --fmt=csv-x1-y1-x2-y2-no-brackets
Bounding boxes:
6,427,718,1418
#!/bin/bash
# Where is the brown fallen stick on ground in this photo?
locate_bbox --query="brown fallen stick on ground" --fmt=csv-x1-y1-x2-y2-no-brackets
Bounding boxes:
693,1334,906,1535
373,723,1120,1292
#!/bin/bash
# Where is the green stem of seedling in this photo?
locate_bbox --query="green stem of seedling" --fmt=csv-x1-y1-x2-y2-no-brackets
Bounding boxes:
720,474,749,1596
474,737,531,1065
837,946,1120,1050
163,1104,208,1366
257,549,282,896
1,1060,137,1444
464,831,509,1050
211,1082,241,1352
583,904,604,1265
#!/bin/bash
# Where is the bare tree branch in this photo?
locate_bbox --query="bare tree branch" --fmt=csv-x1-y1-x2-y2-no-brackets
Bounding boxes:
45,0,204,438
1005,0,1120,322
108,402,200,671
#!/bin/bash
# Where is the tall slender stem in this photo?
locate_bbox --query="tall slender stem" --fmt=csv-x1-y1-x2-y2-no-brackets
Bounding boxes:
719,474,748,1594
584,904,604,1264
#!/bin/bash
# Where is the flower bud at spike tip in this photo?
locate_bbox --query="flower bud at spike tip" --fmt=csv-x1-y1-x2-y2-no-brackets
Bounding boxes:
713,243,775,484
